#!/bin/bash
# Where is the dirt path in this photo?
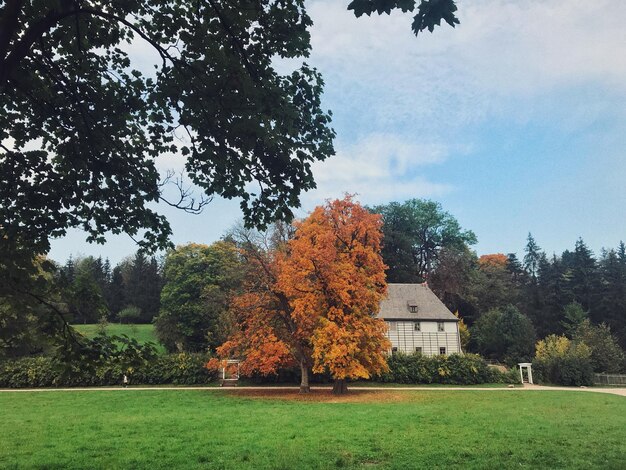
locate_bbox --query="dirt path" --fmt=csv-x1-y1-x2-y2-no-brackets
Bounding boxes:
1,384,625,397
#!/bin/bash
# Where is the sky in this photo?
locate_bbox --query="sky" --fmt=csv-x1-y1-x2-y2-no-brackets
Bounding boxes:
49,0,626,264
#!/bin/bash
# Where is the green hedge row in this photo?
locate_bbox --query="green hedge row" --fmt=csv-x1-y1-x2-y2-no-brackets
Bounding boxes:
1,350,519,388
0,353,214,388
376,353,520,385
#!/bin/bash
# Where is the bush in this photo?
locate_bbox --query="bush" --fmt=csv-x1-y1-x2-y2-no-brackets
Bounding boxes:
117,306,142,324
488,366,522,384
0,334,215,389
0,353,215,388
375,353,519,385
139,353,214,385
573,321,625,373
533,335,594,386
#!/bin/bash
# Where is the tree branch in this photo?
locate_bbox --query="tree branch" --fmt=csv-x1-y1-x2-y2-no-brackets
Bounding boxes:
0,3,79,87
0,0,23,62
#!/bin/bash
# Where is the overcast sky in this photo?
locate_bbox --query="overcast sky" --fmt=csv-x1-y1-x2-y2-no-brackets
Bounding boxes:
49,0,626,264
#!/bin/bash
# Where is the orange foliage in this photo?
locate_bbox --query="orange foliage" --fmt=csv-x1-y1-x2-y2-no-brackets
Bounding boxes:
212,196,390,383
478,253,508,269
213,247,303,377
278,196,390,380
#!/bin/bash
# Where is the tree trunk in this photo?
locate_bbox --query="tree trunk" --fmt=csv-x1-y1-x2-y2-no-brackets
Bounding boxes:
332,379,348,395
299,361,310,393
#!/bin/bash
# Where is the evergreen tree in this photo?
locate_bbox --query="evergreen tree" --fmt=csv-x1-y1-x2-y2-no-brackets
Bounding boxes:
523,233,542,280
69,257,108,323
106,266,126,319
568,238,598,314
533,254,569,338
521,234,544,334
598,247,626,347
561,301,588,338
60,256,76,286
122,252,162,323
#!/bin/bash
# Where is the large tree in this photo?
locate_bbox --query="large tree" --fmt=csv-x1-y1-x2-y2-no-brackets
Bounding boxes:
1,0,458,258
371,199,476,283
155,241,242,353
280,197,389,394
215,197,390,394
471,305,536,365
212,223,315,391
0,0,335,260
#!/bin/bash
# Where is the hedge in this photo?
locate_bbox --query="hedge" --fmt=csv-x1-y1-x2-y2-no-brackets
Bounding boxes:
0,353,214,388
1,352,520,388
533,356,594,386
376,353,520,385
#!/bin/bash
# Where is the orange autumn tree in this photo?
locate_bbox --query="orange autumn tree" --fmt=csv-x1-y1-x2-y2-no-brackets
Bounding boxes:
279,196,390,394
208,224,317,392
210,197,390,394
478,253,508,269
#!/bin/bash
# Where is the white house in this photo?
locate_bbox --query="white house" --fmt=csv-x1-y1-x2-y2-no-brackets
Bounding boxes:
377,283,462,356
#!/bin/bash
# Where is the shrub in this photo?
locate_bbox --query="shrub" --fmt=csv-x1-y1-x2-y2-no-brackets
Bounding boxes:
573,321,625,373
0,335,214,389
376,353,518,385
139,353,214,385
117,306,142,324
488,366,522,384
533,335,594,386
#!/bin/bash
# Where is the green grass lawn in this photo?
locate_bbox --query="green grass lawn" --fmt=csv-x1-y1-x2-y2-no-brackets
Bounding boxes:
1,390,624,469
73,323,165,353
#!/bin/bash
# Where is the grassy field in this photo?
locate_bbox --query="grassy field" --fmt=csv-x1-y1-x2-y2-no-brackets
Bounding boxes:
1,390,625,469
73,323,164,353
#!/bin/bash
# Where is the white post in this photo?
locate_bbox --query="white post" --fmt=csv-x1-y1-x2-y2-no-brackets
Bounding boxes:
528,365,533,385
520,366,524,384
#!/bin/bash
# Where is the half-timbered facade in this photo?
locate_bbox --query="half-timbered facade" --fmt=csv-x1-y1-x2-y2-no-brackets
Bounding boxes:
377,283,461,356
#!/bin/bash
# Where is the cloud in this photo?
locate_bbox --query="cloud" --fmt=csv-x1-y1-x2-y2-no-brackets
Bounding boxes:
305,0,626,134
304,134,453,206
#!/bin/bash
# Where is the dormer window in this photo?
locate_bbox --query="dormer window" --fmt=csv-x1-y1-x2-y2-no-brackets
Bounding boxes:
409,305,417,313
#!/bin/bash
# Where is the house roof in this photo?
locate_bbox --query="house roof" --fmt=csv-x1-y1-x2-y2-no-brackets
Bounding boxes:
377,283,458,321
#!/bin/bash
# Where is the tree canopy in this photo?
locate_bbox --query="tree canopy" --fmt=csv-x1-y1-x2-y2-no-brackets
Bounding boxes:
471,305,536,365
371,199,476,283
282,196,389,394
1,0,335,259
214,196,389,393
155,241,242,353
1,0,459,261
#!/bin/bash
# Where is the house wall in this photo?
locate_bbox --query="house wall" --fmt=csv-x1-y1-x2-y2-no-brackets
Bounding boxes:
385,320,461,356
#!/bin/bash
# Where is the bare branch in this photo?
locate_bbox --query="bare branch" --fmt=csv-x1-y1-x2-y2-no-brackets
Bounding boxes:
159,171,212,214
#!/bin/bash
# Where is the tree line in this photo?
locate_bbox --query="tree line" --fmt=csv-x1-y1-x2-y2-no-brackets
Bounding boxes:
3,197,625,378
56,253,163,325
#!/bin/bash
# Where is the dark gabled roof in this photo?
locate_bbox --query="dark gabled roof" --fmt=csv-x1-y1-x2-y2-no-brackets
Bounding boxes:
377,283,458,321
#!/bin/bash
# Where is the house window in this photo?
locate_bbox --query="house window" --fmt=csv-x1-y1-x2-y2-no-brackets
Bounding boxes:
392,347,398,355
409,305,417,313
414,322,421,331
437,321,445,332
440,347,446,355
415,347,422,354
388,321,397,331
